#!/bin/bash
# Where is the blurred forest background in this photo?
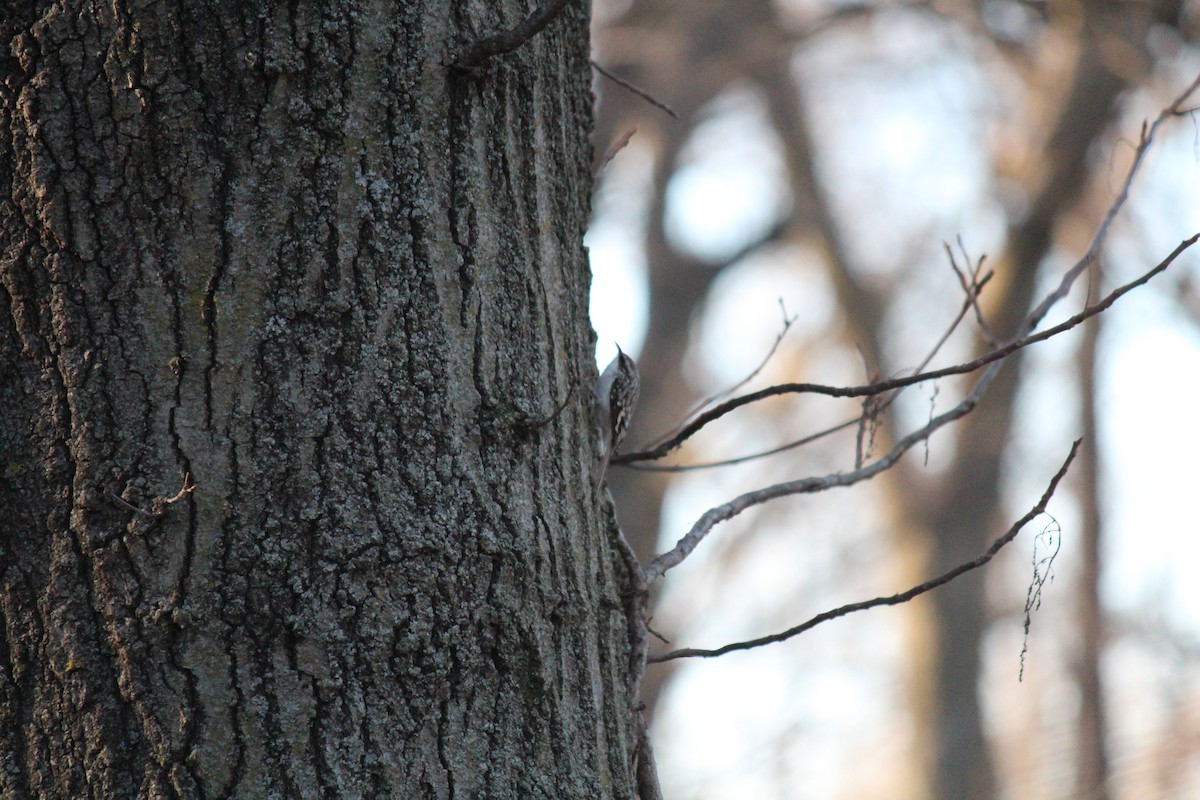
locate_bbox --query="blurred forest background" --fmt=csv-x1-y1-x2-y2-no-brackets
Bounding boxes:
586,0,1200,798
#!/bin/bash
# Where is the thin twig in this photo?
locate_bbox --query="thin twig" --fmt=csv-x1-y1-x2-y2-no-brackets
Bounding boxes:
700,299,798,418
646,301,797,452
852,343,879,468
106,472,194,517
454,0,575,69
946,238,997,345
648,440,1081,662
528,378,577,431
630,268,993,472
625,415,862,472
164,472,195,504
106,492,155,519
591,59,679,119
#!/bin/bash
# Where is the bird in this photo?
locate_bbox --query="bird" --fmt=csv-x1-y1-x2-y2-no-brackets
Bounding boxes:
595,344,640,495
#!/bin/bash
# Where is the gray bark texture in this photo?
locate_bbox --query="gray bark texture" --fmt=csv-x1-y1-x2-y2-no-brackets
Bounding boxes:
1,2,639,798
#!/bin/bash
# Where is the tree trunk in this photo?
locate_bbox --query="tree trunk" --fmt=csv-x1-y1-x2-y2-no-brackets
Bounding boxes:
918,2,1151,791
1075,305,1110,800
1,3,639,797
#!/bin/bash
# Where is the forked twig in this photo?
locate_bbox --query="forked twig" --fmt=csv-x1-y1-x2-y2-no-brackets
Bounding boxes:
628,269,994,472
644,230,1195,581
619,231,1198,467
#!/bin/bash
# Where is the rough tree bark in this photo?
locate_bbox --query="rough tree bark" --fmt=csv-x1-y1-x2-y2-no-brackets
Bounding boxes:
1,2,640,797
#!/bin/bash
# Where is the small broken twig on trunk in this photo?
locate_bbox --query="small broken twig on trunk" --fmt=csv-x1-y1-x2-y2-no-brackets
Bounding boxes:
453,0,574,70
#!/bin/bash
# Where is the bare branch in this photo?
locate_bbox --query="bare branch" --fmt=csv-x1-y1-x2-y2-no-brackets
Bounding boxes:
453,0,574,69
648,440,1081,662
106,491,155,519
591,60,679,119
619,75,1200,467
644,362,991,580
644,301,797,453
163,472,196,504
944,239,997,346
527,377,577,431
696,299,798,420
618,232,1198,466
1023,73,1200,332
626,414,862,472
644,230,1197,579
628,266,994,472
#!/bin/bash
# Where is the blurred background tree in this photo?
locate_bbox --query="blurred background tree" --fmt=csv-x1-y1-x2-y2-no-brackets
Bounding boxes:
589,0,1200,797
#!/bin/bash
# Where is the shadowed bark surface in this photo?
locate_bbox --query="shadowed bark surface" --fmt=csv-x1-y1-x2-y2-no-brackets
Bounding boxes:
1,3,638,797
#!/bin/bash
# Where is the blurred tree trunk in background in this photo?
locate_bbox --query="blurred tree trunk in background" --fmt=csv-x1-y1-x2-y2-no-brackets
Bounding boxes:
600,0,784,718
909,5,1138,789
1078,303,1111,800
594,0,1185,795
0,3,639,797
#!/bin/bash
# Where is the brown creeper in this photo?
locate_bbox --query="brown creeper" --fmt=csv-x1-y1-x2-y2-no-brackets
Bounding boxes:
595,345,640,492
